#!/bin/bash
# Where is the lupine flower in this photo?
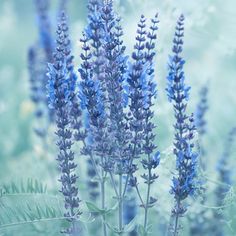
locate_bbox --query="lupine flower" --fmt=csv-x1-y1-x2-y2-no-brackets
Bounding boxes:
47,12,82,235
166,15,199,235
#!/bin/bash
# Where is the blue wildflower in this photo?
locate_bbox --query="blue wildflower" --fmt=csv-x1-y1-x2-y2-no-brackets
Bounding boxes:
216,127,236,201
127,14,147,168
28,0,55,138
78,32,110,235
188,84,209,235
195,85,208,136
101,2,130,174
195,84,209,169
166,15,199,235
126,13,160,232
28,47,44,115
35,0,54,61
47,12,82,235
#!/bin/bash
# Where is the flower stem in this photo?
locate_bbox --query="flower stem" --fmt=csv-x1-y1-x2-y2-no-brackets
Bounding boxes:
101,169,107,236
135,185,145,207
173,200,180,236
144,168,152,231
118,174,123,235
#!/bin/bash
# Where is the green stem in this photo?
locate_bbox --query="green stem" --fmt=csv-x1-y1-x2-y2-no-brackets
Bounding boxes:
101,170,107,236
109,172,119,198
118,174,123,235
173,200,180,236
144,168,152,231
135,185,145,207
82,140,102,181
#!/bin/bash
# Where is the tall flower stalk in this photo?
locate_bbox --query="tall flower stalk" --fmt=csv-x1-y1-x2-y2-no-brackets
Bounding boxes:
190,84,209,235
79,32,109,236
101,2,130,234
142,14,160,231
166,15,199,236
29,0,54,135
126,13,160,233
195,84,208,165
79,1,114,235
82,0,105,204
47,12,82,235
213,127,236,236
216,127,236,200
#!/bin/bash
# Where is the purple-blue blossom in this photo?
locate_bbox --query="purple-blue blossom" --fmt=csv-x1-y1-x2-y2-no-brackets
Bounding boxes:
47,11,82,235
166,14,199,236
195,85,208,137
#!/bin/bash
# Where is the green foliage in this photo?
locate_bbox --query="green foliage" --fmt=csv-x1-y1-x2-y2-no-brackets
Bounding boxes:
0,178,47,196
0,179,65,236
85,201,118,216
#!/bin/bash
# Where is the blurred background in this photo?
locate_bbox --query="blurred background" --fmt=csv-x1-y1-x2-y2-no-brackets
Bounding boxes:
0,0,236,235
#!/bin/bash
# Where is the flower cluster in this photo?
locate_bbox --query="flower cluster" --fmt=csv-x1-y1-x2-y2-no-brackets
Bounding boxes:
35,0,54,62
79,33,107,201
101,2,131,175
189,84,209,235
166,14,199,235
39,2,202,235
78,2,161,234
28,0,55,138
116,13,160,233
127,13,160,174
195,85,208,137
47,12,82,235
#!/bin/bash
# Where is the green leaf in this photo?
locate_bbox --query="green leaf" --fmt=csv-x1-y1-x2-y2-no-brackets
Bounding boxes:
137,224,152,236
138,225,146,236
85,201,104,214
106,223,120,234
85,201,118,216
123,217,136,233
105,202,118,215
